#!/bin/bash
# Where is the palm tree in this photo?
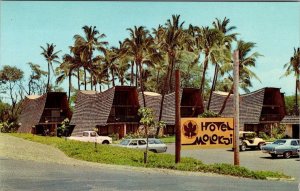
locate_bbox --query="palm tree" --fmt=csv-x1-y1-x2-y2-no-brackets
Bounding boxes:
155,15,186,128
195,26,224,100
73,26,107,90
218,40,261,115
283,47,300,115
56,54,77,101
40,43,61,92
207,17,238,110
124,26,160,107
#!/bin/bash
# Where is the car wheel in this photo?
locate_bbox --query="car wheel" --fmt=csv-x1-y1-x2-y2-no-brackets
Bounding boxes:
271,154,277,158
102,140,109,144
283,151,292,159
258,143,264,150
240,143,247,151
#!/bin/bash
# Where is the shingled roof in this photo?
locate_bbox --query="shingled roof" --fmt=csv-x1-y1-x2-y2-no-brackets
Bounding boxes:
281,115,300,124
139,88,203,125
70,88,115,135
209,88,265,127
18,92,71,133
18,94,47,133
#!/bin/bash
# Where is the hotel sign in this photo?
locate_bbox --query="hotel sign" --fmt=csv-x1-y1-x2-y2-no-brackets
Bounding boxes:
181,118,234,149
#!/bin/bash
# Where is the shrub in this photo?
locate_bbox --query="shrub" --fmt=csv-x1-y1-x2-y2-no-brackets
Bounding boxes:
198,110,220,118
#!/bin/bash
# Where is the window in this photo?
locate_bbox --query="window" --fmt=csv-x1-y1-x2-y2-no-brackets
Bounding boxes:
129,140,138,146
138,140,146,145
83,132,89,137
120,139,130,146
90,132,97,137
291,140,299,146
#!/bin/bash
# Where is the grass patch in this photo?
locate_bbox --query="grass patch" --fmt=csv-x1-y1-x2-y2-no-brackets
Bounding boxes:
160,135,175,143
10,133,291,180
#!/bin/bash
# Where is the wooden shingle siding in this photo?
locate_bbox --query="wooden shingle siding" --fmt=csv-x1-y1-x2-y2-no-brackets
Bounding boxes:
209,87,286,129
70,88,115,136
18,95,47,133
17,92,72,133
281,115,300,124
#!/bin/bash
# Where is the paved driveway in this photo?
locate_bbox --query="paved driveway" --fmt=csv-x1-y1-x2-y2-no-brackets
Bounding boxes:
166,143,300,181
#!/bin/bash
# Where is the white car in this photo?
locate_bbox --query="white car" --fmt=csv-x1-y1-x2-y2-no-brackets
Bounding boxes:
119,138,167,153
68,131,112,144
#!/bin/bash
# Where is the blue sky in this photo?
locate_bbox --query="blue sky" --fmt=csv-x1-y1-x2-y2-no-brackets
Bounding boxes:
0,1,299,96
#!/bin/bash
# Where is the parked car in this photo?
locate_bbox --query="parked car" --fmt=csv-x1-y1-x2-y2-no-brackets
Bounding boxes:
68,131,112,144
238,131,266,151
261,139,300,159
118,138,167,153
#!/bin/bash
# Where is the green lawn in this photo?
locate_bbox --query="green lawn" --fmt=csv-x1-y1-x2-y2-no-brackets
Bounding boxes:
10,133,291,180
160,135,175,143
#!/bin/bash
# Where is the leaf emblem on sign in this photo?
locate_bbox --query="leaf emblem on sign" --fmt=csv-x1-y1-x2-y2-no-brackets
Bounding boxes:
184,121,197,139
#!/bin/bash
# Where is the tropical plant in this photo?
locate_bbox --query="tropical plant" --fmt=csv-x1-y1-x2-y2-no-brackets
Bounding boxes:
73,25,108,90
27,62,48,95
0,65,24,121
218,40,261,115
56,54,77,101
206,17,237,110
155,15,186,135
124,26,161,107
40,43,61,92
282,47,300,115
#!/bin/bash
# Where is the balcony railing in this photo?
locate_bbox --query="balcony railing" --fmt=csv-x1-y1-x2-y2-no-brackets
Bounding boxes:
260,114,282,121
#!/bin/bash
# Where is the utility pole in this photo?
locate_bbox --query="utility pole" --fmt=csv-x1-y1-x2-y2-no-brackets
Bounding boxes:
175,69,181,163
233,50,240,166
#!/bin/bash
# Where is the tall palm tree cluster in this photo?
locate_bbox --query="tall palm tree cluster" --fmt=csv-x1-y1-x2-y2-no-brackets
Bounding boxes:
40,15,261,112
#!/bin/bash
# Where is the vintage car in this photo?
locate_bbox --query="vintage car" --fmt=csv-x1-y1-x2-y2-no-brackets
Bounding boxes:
261,139,300,159
68,131,112,144
118,138,167,153
238,131,266,151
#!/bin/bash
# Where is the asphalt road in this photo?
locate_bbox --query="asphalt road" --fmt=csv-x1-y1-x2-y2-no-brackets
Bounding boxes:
0,157,298,191
0,134,298,191
166,143,300,181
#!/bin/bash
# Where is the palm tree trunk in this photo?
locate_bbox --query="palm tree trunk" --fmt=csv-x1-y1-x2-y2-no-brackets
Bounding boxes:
131,61,134,86
135,63,139,88
295,77,299,115
156,70,160,86
200,53,209,100
168,58,175,93
84,68,87,90
207,63,219,110
218,84,233,115
47,61,50,92
68,71,71,102
157,56,172,136
90,73,93,90
112,69,115,87
77,68,80,91
138,63,146,107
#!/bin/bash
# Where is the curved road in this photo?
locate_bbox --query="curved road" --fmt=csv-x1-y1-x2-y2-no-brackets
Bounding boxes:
0,134,298,191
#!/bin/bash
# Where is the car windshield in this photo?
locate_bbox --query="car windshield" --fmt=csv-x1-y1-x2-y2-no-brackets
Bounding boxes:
120,139,130,146
273,140,286,145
